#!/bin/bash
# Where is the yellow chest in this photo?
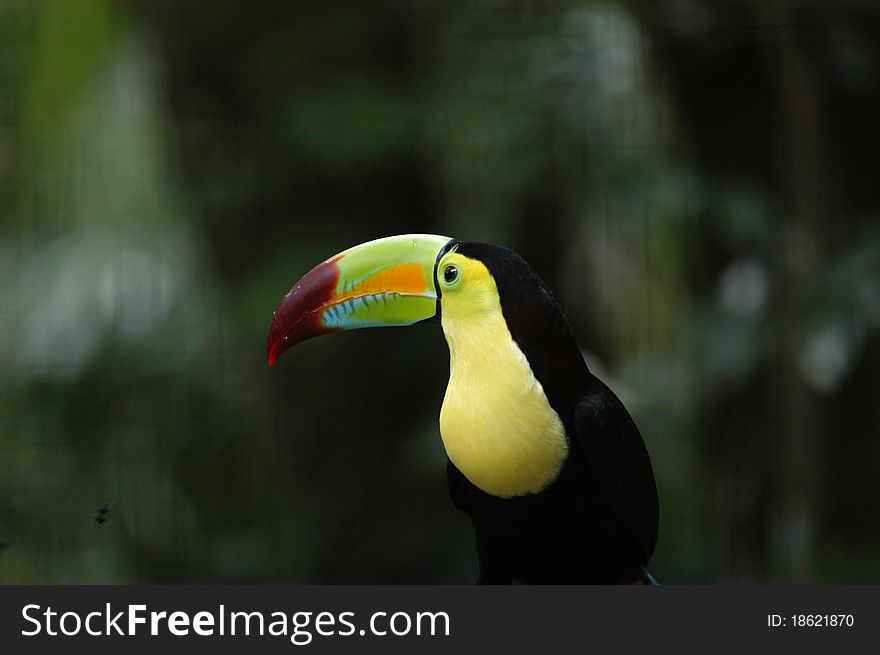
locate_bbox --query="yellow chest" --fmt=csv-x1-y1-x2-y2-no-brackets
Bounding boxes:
439,309,568,498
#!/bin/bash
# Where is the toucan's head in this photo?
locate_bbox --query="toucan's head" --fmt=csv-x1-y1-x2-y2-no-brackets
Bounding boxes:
266,234,532,364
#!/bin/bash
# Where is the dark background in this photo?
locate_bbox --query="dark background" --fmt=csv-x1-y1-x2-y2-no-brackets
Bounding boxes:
1,0,878,583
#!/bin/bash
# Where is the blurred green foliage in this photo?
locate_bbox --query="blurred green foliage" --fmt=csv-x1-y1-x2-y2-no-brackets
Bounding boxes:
1,1,879,583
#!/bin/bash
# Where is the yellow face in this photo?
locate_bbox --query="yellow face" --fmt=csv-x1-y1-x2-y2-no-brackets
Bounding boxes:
436,249,499,321
436,248,568,498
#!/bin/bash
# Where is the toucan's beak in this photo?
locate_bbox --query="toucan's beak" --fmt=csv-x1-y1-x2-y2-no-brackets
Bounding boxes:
267,234,454,365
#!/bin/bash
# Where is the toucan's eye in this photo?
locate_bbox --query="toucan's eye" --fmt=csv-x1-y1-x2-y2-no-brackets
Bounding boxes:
443,264,459,285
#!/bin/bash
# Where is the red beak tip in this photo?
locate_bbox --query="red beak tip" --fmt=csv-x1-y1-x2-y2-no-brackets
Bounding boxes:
266,341,279,366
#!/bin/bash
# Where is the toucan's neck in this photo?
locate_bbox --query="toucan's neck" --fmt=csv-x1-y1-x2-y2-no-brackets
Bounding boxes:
438,302,568,499
451,242,592,419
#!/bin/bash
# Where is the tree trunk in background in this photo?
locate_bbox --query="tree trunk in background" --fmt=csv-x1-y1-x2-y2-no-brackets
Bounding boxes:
763,1,823,582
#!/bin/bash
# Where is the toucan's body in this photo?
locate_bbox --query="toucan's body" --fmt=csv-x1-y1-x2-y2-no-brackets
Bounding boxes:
267,235,658,584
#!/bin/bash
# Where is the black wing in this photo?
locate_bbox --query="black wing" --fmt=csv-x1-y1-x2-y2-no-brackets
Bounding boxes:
446,457,471,514
573,384,659,564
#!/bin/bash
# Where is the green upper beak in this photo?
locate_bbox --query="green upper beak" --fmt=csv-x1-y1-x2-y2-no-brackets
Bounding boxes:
266,234,454,365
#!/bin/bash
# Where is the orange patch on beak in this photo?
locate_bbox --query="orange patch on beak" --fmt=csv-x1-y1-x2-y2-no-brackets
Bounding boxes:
336,262,430,302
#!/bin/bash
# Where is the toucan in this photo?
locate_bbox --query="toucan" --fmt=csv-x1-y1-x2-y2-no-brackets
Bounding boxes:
267,234,659,584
